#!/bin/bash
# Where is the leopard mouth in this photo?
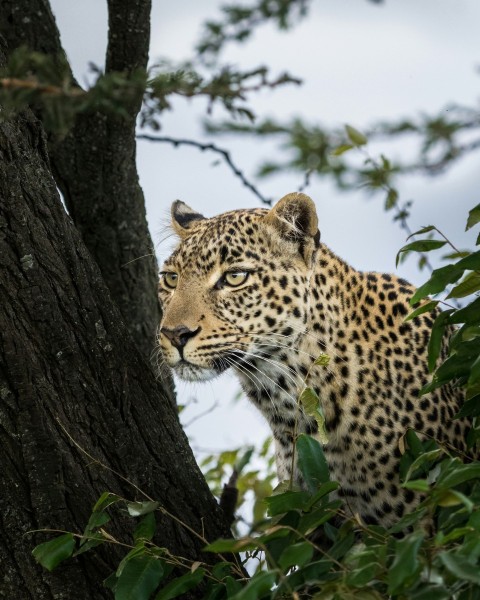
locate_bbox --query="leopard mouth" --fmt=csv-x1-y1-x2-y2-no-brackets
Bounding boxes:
174,360,220,382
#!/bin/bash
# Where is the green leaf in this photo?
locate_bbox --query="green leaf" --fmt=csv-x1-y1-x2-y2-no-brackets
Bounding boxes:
404,301,438,322
235,446,254,474
314,353,330,366
229,571,276,600
396,239,447,267
455,394,480,418
466,203,480,231
331,143,354,156
279,541,314,569
436,489,473,508
388,530,424,594
104,572,119,591
407,225,436,239
388,507,427,534
204,537,258,553
405,448,443,481
468,354,480,386
437,462,480,489
450,296,480,325
296,433,330,493
211,561,235,580
422,342,480,393
116,555,164,600
405,429,424,457
403,479,430,492
447,271,480,299
427,310,454,372
385,188,399,211
264,490,310,516
304,480,339,510
93,492,122,513
80,509,110,548
298,505,338,535
410,264,465,304
345,124,367,146
32,533,75,572
439,551,480,584
117,545,149,577
126,501,160,517
409,584,451,600
436,526,474,545
345,562,378,587
74,531,106,557
454,249,480,270
329,530,355,560
299,388,328,444
134,513,156,543
155,568,205,600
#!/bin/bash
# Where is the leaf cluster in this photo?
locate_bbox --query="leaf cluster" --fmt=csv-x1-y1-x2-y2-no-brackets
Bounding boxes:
205,101,480,199
397,205,480,411
0,47,147,135
196,0,310,60
0,48,300,136
32,431,480,599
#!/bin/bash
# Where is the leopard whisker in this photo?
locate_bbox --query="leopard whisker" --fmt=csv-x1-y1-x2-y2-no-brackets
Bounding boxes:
222,354,280,417
233,349,300,407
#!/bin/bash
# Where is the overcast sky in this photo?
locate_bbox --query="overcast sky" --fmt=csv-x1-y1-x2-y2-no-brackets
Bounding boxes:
50,0,480,456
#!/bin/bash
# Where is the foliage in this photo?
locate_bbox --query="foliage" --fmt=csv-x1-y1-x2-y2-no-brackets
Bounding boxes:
196,0,384,61
32,432,480,599
0,47,300,135
204,102,480,212
396,206,480,418
196,0,310,60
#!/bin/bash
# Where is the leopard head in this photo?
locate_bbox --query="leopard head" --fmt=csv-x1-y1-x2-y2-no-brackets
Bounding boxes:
157,193,320,382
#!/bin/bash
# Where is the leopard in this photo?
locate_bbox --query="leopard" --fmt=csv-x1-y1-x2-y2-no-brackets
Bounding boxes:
157,191,471,528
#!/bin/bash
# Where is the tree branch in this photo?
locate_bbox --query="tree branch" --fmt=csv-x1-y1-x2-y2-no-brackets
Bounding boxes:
106,0,151,76
0,0,163,360
137,133,272,205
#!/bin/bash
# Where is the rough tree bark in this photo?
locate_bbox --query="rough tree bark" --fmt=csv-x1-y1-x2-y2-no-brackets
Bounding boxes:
0,106,230,597
0,0,160,359
0,59,230,600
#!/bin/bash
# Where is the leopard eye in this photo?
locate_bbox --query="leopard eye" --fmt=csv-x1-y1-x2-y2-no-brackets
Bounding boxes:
224,271,249,287
162,272,178,289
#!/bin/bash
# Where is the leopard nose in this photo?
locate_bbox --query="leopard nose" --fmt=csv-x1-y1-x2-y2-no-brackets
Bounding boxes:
161,326,201,349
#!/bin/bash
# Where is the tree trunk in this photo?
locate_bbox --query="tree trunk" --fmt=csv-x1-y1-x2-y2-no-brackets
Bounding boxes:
0,108,230,597
0,0,161,359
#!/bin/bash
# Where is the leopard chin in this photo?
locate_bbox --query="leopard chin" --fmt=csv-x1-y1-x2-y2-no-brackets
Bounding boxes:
173,361,223,382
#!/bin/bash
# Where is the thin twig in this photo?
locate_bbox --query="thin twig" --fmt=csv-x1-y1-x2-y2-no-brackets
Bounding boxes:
55,418,246,576
55,418,155,501
297,167,315,193
358,147,436,273
183,399,220,428
137,134,272,206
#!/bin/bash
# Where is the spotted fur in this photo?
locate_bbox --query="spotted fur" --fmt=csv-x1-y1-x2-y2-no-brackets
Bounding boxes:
158,193,470,527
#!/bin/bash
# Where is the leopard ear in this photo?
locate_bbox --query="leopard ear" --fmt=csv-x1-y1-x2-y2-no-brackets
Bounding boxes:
265,193,320,261
171,200,206,238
